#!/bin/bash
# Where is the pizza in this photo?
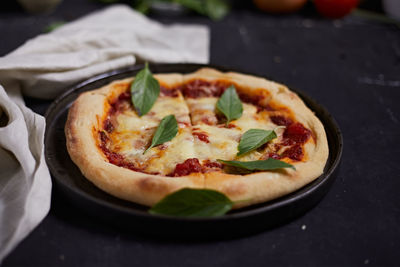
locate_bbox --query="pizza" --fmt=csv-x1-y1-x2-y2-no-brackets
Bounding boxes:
65,67,328,210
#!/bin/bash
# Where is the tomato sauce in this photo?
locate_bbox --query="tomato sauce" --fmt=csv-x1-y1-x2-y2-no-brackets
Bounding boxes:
193,131,210,143
283,122,311,145
103,119,114,133
169,158,223,177
110,99,130,115
181,79,229,98
160,86,179,97
238,92,264,107
273,122,311,161
257,104,275,112
203,160,223,169
281,144,303,161
118,91,131,101
269,152,282,160
99,131,109,144
270,115,293,127
169,158,203,177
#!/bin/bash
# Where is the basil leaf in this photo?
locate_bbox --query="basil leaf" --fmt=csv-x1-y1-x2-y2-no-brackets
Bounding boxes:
175,0,205,14
149,188,233,217
216,85,243,124
96,0,119,3
44,21,65,33
131,63,160,116
134,0,230,20
218,158,295,171
204,0,230,20
172,0,230,20
135,0,152,14
144,114,178,154
237,129,277,156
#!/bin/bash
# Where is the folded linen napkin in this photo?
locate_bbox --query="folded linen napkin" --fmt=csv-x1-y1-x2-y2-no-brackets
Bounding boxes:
0,4,209,262
0,4,209,99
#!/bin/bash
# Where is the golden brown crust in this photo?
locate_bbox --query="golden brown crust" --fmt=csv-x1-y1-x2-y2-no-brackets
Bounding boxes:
65,68,329,209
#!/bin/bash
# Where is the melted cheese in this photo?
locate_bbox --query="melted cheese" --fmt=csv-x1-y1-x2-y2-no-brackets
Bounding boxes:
193,125,241,161
115,95,190,132
145,128,197,174
192,124,274,163
105,89,289,175
148,95,191,125
107,93,193,174
186,97,218,125
231,103,276,132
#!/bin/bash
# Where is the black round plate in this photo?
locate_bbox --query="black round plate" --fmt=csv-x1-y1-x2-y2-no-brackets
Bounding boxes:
44,63,343,239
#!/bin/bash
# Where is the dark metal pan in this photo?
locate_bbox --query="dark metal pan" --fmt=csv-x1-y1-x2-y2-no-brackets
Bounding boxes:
44,63,343,239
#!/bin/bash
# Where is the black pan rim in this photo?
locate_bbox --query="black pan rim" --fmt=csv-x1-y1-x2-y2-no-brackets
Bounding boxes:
45,63,343,223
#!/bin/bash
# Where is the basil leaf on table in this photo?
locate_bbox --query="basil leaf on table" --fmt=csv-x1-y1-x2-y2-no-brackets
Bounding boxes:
149,188,233,217
237,129,277,156
135,0,151,13
134,0,230,20
216,85,243,124
97,0,119,3
44,21,65,33
218,158,295,171
175,0,205,14
178,0,229,20
144,115,178,154
130,63,160,116
204,0,230,20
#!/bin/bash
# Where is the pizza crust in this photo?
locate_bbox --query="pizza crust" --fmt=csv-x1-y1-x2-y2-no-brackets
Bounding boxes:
65,68,329,209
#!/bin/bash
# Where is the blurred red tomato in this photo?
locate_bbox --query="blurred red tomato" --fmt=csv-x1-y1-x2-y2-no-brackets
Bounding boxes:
314,0,360,18
253,0,308,13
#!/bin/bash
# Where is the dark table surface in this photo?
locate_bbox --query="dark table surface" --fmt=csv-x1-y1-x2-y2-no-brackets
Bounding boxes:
2,0,400,266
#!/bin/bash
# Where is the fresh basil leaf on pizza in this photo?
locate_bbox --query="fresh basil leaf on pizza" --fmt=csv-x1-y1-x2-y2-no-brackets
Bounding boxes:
218,158,295,171
237,128,278,156
144,114,178,154
216,85,243,124
130,62,160,116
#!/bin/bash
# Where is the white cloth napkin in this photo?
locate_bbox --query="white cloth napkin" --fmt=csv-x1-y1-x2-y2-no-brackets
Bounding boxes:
0,86,52,263
0,4,209,99
0,4,209,262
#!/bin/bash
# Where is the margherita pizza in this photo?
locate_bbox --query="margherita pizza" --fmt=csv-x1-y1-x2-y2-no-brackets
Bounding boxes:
65,67,328,210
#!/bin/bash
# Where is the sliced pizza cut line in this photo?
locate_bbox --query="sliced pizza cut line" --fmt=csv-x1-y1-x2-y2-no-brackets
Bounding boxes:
98,75,319,177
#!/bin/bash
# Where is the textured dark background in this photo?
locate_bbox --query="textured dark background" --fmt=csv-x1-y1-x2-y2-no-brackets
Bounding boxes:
1,0,400,266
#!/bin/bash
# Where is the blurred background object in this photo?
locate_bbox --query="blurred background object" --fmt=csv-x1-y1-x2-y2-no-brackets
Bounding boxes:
383,0,400,19
17,0,62,13
11,0,393,22
314,0,359,18
135,0,230,20
7,0,400,20
252,0,307,14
